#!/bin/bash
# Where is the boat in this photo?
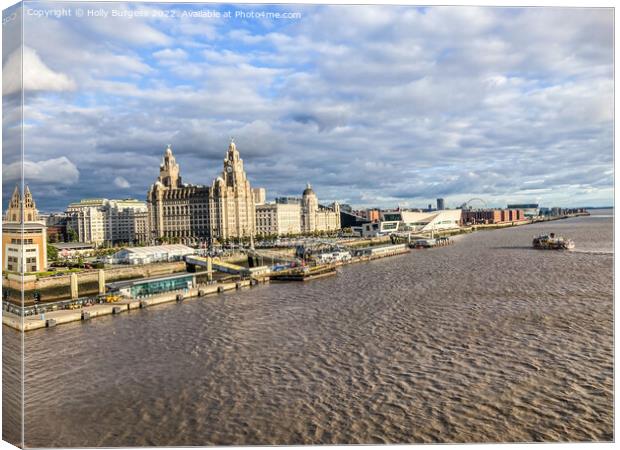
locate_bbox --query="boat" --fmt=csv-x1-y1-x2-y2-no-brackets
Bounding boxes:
532,233,575,250
269,264,337,282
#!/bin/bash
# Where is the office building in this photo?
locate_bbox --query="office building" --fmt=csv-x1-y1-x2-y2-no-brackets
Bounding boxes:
256,202,302,236
66,198,148,245
301,183,341,233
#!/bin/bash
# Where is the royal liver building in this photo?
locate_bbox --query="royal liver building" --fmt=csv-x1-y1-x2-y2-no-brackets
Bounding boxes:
146,140,257,244
210,139,256,240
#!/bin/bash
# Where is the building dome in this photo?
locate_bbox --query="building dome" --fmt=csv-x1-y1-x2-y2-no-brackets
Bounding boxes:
302,182,315,196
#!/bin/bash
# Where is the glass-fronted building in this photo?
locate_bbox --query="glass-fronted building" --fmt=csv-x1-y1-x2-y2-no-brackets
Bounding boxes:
106,273,195,298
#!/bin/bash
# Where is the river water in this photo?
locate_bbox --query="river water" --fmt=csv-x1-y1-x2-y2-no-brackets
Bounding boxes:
3,211,613,446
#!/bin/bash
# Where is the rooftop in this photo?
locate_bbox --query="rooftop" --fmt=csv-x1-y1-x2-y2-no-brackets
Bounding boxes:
116,244,194,256
52,242,95,249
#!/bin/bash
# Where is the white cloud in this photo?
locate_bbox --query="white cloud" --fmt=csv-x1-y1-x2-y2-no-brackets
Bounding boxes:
3,46,76,95
153,48,188,62
114,176,131,189
9,5,613,210
3,157,79,186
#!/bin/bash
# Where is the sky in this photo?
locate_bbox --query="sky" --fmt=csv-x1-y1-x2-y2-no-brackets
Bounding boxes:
2,1,614,212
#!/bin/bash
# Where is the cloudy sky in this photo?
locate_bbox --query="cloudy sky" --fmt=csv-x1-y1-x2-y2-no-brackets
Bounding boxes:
2,2,614,212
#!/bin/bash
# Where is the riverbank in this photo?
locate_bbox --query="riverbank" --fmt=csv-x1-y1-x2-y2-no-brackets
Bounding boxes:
2,212,588,332
2,278,262,332
3,243,414,332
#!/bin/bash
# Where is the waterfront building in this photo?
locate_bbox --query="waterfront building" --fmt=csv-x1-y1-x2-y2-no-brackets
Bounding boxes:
255,202,302,236
437,198,445,210
147,141,260,244
2,185,47,273
355,209,463,237
104,244,195,265
106,272,196,298
210,139,257,241
133,211,150,245
461,209,525,225
146,145,210,245
66,199,106,245
106,199,148,244
365,209,381,222
340,210,370,230
301,183,341,233
66,198,148,245
507,203,539,218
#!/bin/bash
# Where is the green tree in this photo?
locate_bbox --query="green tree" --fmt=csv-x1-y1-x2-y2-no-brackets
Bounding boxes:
67,228,79,242
47,242,58,261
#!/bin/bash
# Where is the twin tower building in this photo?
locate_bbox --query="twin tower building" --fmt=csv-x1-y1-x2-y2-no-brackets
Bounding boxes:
147,140,340,244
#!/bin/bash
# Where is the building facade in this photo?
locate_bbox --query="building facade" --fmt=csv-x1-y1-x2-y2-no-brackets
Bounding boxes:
66,198,148,245
301,183,341,233
507,203,539,218
210,140,257,240
461,209,525,225
2,186,47,273
146,140,260,245
256,203,302,236
147,145,210,245
252,188,266,205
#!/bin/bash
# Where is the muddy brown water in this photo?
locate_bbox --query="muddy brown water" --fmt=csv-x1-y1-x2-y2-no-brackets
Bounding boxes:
2,211,613,446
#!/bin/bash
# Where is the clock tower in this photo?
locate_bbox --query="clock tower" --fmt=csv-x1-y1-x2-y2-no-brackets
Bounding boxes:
211,139,256,240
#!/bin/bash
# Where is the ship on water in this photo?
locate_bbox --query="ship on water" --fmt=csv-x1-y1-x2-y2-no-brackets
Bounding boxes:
532,232,575,250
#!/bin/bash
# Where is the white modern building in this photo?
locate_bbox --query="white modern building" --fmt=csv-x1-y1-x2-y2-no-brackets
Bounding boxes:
104,244,195,265
394,210,463,232
256,202,302,236
354,210,462,237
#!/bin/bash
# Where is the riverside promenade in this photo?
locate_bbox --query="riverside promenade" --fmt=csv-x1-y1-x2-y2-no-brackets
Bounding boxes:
2,243,412,332
2,279,258,332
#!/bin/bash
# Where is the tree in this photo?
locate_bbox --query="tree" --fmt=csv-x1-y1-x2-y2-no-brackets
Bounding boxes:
47,242,58,261
67,228,79,242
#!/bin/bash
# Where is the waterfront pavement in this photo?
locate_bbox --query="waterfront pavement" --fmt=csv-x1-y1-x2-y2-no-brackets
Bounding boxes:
2,279,255,332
